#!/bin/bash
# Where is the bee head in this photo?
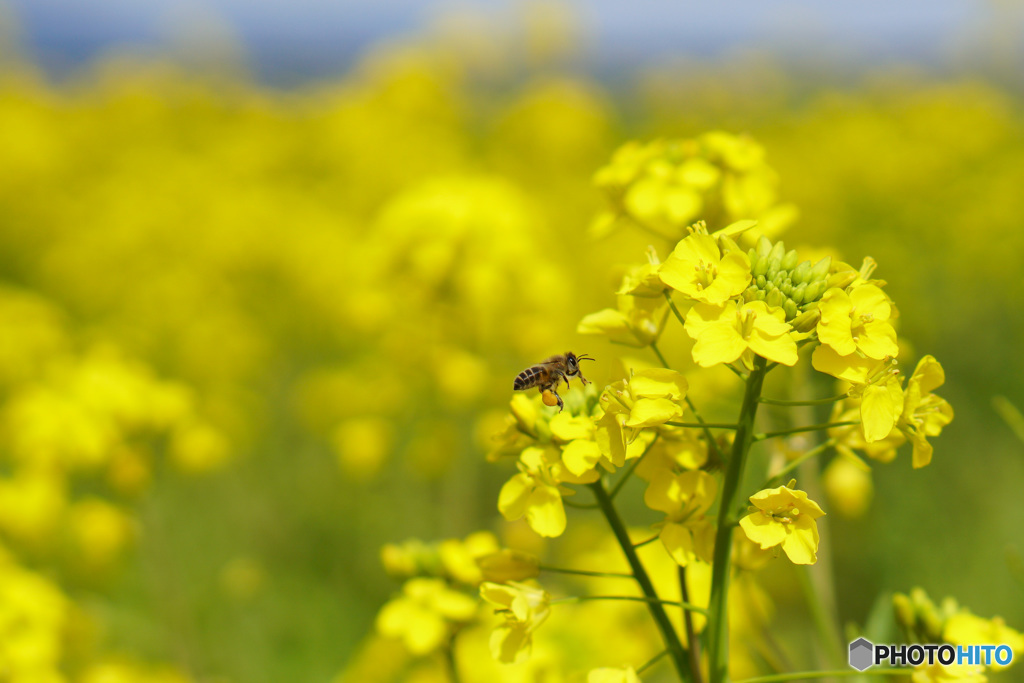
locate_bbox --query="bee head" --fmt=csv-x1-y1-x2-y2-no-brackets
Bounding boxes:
566,352,595,375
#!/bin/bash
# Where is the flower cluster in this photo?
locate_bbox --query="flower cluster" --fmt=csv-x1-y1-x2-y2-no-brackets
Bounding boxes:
591,133,796,240
894,588,1024,681
465,138,970,682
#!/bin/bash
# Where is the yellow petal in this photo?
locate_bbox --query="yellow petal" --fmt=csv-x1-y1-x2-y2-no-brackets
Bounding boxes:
561,439,602,477
490,623,531,664
691,324,746,368
739,511,786,549
685,301,733,337
524,484,566,537
628,368,689,400
625,397,684,428
860,381,902,443
578,308,638,346
780,516,819,565
549,413,594,442
497,473,534,522
811,344,877,383
643,473,679,514
850,284,891,320
858,320,899,359
748,327,798,366
912,355,946,394
660,523,695,566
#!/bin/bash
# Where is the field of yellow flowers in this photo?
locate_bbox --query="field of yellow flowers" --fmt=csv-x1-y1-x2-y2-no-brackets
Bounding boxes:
1,16,1023,683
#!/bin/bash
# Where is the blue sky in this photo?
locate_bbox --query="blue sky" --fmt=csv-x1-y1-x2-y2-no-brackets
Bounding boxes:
4,0,1018,81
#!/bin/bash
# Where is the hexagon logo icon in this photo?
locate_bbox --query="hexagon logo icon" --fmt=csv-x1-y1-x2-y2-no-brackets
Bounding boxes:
849,637,874,671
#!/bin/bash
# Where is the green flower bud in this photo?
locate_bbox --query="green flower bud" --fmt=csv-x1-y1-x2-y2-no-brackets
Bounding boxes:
780,281,793,297
893,593,916,631
751,255,769,277
767,240,786,269
756,275,766,289
771,270,786,287
791,260,812,285
791,282,808,303
783,299,798,320
803,281,826,303
827,270,857,290
765,288,785,308
756,235,773,261
756,289,766,301
781,249,799,271
920,607,945,643
809,256,832,282
790,306,820,332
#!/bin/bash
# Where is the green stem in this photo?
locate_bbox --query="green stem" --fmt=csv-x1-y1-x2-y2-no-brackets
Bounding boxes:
637,649,670,675
650,340,672,369
735,670,911,683
797,565,846,668
589,480,693,681
551,594,708,615
684,396,727,464
725,363,748,380
759,394,847,406
539,565,634,579
680,566,704,683
755,422,856,440
707,355,768,683
564,499,600,509
634,533,660,548
445,631,461,683
608,434,659,500
666,422,740,430
665,291,688,327
763,439,836,489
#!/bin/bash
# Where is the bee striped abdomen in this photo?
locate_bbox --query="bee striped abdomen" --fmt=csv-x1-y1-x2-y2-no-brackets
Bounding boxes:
514,366,546,390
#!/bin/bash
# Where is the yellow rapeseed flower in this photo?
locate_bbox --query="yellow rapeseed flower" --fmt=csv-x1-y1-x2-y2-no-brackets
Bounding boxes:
578,294,669,347
600,368,690,429
739,483,825,565
897,355,954,469
685,300,798,369
945,612,1024,672
498,445,596,537
376,578,478,655
659,230,752,305
479,581,551,664
817,284,898,360
644,469,717,565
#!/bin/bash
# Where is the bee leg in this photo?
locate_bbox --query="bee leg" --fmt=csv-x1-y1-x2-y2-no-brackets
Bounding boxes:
555,392,564,412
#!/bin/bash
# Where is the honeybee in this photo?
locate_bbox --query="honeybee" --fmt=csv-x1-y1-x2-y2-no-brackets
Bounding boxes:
513,352,595,412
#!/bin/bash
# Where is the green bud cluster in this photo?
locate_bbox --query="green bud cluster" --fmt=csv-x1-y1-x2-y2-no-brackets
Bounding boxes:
743,236,831,323
892,589,951,644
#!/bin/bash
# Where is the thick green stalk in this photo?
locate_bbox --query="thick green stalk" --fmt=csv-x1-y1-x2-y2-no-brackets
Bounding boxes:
706,355,768,683
589,480,692,682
